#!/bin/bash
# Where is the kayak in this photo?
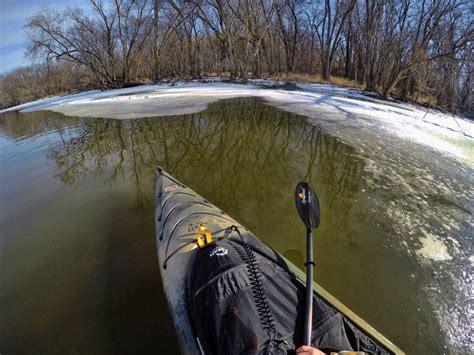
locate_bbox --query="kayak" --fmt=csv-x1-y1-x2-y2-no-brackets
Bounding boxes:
155,167,403,354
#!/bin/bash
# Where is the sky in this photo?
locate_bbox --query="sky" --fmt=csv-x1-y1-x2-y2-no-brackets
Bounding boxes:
0,0,88,74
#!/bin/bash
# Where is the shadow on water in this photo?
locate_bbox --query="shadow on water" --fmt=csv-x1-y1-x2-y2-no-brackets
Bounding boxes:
0,98,446,353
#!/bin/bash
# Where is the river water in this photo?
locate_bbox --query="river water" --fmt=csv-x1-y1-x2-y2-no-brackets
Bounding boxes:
0,98,472,353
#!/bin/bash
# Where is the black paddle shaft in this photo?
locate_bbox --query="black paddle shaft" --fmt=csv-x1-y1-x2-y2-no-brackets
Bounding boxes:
304,228,314,345
295,181,320,346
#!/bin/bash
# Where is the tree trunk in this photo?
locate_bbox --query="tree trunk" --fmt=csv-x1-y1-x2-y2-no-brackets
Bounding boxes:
322,54,331,81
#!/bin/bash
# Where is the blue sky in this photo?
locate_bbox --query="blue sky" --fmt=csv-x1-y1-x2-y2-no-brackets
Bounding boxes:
0,0,88,74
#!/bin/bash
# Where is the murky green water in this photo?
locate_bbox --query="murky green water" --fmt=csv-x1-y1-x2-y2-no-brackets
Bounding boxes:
0,98,471,354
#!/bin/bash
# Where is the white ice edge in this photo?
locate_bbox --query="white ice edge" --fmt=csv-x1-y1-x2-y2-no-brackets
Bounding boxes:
2,80,473,163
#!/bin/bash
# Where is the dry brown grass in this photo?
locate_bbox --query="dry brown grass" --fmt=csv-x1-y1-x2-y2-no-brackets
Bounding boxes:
408,93,437,106
270,72,318,83
327,76,365,89
276,73,365,89
387,87,438,107
200,72,366,89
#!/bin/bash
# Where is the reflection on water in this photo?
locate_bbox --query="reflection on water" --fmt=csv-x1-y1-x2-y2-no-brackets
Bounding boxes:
0,98,467,353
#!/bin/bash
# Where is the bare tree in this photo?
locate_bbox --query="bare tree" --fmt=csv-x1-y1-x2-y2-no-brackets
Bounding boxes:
315,0,356,80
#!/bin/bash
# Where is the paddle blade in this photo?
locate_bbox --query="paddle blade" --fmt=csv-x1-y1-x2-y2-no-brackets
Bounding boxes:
295,182,320,230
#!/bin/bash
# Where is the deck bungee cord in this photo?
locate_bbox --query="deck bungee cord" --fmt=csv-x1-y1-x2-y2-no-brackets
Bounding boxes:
230,225,278,353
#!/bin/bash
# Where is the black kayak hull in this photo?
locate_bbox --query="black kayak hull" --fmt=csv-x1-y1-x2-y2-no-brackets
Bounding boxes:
155,167,403,354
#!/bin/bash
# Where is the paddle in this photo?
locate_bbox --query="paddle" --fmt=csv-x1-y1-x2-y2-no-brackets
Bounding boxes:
295,181,321,346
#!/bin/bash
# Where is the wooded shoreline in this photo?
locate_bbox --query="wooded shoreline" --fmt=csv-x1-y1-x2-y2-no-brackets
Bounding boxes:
1,0,472,117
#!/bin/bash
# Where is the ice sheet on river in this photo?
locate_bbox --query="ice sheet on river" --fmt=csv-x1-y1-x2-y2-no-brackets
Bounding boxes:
2,81,472,164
